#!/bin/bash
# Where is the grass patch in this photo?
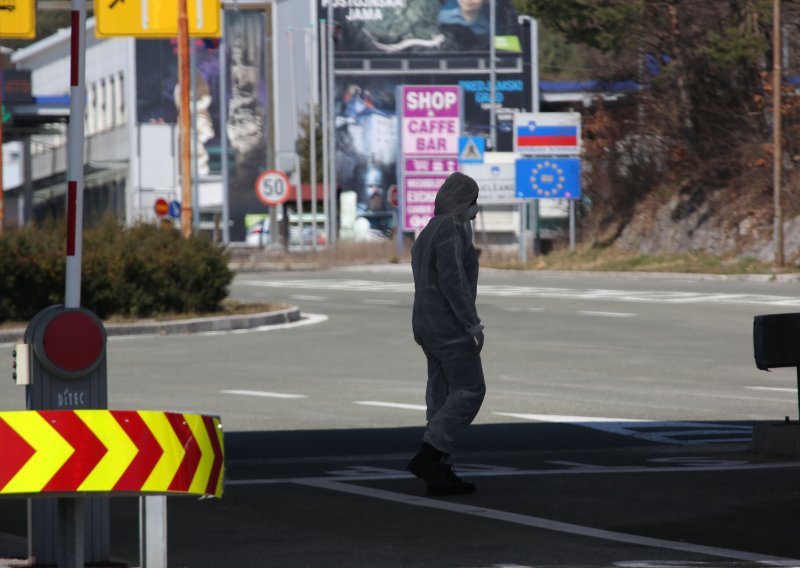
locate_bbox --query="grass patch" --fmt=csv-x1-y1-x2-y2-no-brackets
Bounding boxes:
482,245,799,275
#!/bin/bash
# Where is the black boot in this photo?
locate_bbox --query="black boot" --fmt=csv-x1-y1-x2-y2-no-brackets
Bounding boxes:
408,444,477,496
426,464,476,496
407,442,442,480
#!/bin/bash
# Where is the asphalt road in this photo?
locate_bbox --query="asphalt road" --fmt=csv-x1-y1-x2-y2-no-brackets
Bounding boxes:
1,266,800,567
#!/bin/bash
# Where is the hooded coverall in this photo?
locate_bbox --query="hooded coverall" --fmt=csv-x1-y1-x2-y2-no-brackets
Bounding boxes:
411,172,486,455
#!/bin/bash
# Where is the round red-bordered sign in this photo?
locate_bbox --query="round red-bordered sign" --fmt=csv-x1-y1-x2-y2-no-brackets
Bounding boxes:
255,170,291,206
154,198,169,217
32,308,106,380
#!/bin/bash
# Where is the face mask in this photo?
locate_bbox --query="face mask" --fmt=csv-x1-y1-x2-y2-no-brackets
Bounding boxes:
466,203,479,221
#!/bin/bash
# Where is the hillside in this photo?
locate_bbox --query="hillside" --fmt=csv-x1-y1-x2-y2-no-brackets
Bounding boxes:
513,0,800,265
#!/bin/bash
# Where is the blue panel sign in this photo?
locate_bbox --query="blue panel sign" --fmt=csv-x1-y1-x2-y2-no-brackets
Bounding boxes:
168,200,182,219
458,136,485,164
515,158,581,199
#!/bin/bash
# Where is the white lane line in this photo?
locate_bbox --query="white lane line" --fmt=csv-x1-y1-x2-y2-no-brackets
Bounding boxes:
361,299,402,306
295,478,799,565
242,279,800,307
494,413,752,445
746,386,798,393
221,389,308,399
354,401,426,411
578,310,636,318
226,460,800,486
502,307,545,313
290,294,328,301
495,413,643,423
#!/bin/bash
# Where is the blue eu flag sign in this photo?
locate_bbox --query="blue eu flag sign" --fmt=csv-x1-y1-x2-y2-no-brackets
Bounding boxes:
515,158,581,199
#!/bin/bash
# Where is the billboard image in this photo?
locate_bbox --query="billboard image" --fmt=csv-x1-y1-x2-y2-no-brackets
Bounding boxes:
322,0,521,55
135,9,271,241
333,73,529,212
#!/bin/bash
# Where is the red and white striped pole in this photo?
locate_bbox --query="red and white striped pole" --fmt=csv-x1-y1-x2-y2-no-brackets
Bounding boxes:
65,0,87,309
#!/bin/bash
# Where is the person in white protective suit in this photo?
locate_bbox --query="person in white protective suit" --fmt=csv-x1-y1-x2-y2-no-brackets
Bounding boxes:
407,171,485,496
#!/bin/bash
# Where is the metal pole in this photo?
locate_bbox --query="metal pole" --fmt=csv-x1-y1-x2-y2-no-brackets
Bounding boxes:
328,0,337,247
531,18,539,114
489,0,496,150
190,42,200,232
220,12,230,243
178,0,193,238
530,16,541,256
320,19,330,246
65,0,88,308
569,199,576,251
61,14,89,564
519,202,527,264
288,30,304,243
139,496,167,568
307,25,318,251
57,498,85,568
773,0,784,267
0,53,5,233
23,135,33,225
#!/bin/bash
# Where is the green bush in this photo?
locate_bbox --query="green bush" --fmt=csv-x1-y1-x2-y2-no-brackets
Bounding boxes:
0,220,233,322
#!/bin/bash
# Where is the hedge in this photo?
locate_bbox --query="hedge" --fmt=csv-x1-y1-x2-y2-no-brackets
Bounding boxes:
0,220,233,322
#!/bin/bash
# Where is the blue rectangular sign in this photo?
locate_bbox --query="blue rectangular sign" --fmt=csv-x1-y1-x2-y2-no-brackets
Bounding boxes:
458,136,485,164
515,158,581,199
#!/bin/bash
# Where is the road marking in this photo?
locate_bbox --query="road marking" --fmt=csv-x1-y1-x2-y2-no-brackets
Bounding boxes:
226,459,800,486
495,413,642,423
220,389,308,399
290,294,327,301
502,307,545,312
354,401,427,411
106,313,329,341
746,386,798,394
493,413,752,445
361,299,402,305
240,278,800,307
296,478,799,565
578,310,636,318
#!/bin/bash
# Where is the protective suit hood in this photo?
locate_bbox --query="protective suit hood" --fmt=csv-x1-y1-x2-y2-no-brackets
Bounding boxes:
434,172,479,218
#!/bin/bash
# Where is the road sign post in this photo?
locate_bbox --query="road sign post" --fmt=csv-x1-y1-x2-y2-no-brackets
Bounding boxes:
514,112,582,253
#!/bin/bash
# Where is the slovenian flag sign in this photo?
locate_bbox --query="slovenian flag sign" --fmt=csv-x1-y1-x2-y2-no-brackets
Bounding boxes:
514,113,582,155
517,123,578,148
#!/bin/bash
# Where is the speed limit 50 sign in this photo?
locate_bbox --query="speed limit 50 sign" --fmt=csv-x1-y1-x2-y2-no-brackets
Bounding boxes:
255,170,292,206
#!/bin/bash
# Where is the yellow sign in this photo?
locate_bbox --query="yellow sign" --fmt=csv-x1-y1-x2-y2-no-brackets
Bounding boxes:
0,410,225,498
96,0,221,38
0,0,36,39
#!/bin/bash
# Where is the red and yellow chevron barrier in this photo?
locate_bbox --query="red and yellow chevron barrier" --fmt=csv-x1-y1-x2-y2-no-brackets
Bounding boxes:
0,410,224,498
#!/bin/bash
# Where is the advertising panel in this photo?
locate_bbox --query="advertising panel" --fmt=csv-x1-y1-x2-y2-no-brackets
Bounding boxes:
321,0,521,55
333,72,528,215
136,8,270,241
399,85,460,231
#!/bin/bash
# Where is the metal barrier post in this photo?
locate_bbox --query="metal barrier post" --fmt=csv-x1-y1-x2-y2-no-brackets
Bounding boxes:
140,496,168,568
57,498,85,568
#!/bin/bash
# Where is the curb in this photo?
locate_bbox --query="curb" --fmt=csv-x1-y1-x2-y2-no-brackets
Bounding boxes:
0,306,301,344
